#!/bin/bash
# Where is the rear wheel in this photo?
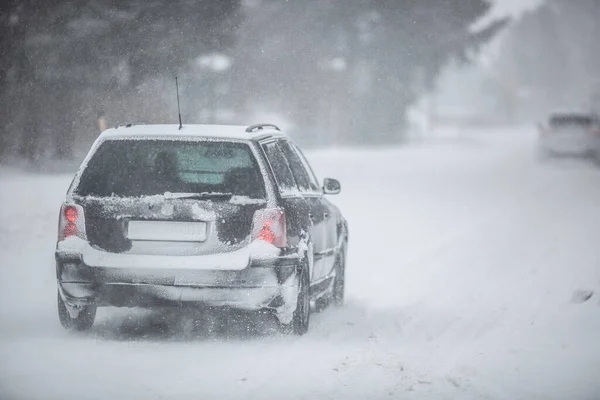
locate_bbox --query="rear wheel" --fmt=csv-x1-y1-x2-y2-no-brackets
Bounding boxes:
332,247,346,307
281,263,310,335
57,291,96,331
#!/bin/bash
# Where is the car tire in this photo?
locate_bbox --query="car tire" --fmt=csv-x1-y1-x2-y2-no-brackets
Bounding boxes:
57,290,96,331
281,262,310,335
332,246,346,307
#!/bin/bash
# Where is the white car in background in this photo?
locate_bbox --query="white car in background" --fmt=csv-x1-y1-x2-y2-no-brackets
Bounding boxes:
538,112,600,158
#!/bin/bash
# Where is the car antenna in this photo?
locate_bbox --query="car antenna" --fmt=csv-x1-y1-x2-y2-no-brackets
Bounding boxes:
175,76,183,130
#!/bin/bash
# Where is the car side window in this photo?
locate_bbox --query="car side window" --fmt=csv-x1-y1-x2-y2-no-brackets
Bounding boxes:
278,140,316,194
261,141,299,196
287,141,321,193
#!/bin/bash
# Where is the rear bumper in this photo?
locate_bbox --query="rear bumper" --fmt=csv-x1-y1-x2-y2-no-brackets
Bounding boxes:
56,250,301,324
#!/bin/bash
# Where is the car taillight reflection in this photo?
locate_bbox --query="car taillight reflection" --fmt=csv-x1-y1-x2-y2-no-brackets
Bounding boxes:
63,222,79,238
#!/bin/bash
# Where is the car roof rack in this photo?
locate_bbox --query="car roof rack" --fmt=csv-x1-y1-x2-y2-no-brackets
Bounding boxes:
115,121,147,129
245,123,281,133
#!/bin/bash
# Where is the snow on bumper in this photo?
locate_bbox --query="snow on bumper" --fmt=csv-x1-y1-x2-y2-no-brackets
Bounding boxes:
56,237,301,324
56,236,285,271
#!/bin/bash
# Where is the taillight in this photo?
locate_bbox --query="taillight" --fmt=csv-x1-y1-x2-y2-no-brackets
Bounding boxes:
258,221,277,243
58,204,86,241
64,206,78,224
251,208,287,248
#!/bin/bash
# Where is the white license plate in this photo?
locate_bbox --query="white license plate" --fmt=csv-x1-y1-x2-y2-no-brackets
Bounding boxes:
127,221,207,242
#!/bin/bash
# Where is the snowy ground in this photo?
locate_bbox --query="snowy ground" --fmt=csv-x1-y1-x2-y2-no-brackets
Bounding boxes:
1,127,600,399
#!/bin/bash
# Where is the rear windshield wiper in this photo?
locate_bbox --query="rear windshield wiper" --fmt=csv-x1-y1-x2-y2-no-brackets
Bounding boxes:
164,192,233,201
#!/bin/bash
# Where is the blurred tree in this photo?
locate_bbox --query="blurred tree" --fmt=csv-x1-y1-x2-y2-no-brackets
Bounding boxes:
492,0,600,122
0,0,44,162
231,0,506,145
1,0,504,163
0,0,241,163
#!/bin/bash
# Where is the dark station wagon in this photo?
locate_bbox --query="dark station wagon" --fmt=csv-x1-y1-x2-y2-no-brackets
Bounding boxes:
55,123,348,335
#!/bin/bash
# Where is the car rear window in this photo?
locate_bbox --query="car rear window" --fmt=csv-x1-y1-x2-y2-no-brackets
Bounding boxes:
549,114,593,127
75,139,266,198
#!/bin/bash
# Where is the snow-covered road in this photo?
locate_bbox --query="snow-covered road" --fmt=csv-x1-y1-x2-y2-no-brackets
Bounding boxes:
1,128,600,399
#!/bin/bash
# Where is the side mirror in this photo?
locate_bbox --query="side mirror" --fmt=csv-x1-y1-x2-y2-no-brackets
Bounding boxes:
323,178,341,195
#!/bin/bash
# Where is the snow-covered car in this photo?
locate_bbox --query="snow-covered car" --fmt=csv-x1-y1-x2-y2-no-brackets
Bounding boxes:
55,123,348,335
538,113,600,157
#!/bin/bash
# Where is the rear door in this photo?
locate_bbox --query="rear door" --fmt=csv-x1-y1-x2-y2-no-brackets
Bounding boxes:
278,139,336,283
259,140,313,273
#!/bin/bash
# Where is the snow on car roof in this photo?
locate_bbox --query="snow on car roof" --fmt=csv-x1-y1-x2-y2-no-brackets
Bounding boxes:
99,124,285,141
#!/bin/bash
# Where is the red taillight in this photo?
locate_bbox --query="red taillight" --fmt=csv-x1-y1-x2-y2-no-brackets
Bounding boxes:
58,204,86,241
64,206,78,223
251,208,287,248
258,221,276,244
